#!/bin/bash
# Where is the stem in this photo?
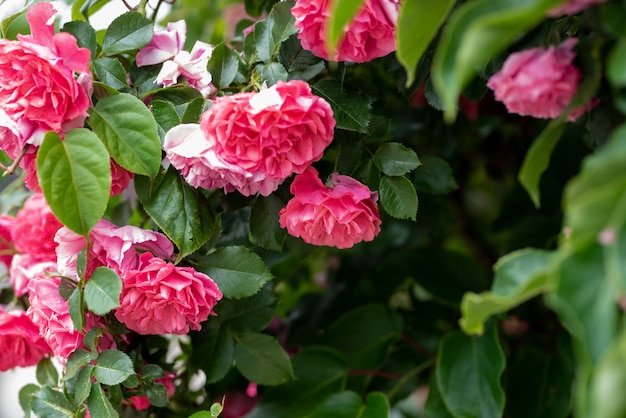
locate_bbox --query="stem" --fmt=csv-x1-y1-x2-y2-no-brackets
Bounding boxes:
348,369,404,379
120,0,135,10
3,144,30,176
387,358,434,401
402,334,435,358
136,0,150,15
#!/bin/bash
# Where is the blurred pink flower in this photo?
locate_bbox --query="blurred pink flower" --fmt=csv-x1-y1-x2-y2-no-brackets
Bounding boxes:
292,0,399,62
110,159,134,196
279,167,381,249
167,80,335,196
0,215,15,267
9,254,56,297
0,2,91,159
487,38,596,121
0,309,51,371
55,219,174,279
548,0,606,16
115,252,222,335
12,193,62,262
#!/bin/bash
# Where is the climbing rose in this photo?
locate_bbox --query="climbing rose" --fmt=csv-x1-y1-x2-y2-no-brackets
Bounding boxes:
115,253,222,335
167,80,334,196
12,193,63,262
292,0,399,62
548,0,606,16
0,310,51,371
487,38,595,121
0,2,91,159
0,215,15,267
279,167,381,249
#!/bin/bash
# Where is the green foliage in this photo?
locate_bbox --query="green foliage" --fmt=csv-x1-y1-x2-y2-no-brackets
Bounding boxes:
312,79,373,133
93,350,135,386
84,267,122,315
101,11,153,56
234,332,294,385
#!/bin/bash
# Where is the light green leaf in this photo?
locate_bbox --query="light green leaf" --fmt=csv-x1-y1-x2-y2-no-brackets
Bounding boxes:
460,249,554,335
36,358,58,387
235,333,294,386
152,99,181,140
135,167,217,260
436,322,505,418
379,175,418,220
86,383,119,418
63,349,93,382
84,267,122,315
592,327,626,418
374,142,421,177
89,93,161,178
94,350,135,386
37,130,111,236
74,364,95,405
92,57,128,90
257,62,289,85
326,0,365,56
32,387,75,418
397,0,456,86
197,246,273,299
68,287,84,333
207,43,240,89
250,195,287,251
101,11,153,56
312,79,372,133
19,384,40,417
254,0,297,62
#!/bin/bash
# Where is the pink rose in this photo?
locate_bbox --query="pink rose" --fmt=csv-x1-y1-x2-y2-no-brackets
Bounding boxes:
110,159,134,196
279,167,381,249
12,193,63,262
0,310,51,371
19,146,41,191
166,80,334,196
487,38,596,121
9,254,56,297
55,219,174,278
548,0,606,16
292,0,399,63
0,3,91,159
0,215,15,267
115,252,222,335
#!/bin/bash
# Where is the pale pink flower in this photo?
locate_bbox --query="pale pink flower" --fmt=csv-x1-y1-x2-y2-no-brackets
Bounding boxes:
115,252,222,335
279,167,381,249
0,215,15,267
292,0,399,63
0,309,51,371
136,20,186,66
12,193,62,262
110,159,134,196
9,254,56,297
171,80,335,196
487,38,596,121
548,0,606,16
0,2,91,159
20,147,41,192
55,219,174,279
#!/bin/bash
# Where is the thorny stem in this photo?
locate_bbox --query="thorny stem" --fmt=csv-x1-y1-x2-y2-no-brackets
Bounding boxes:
3,144,30,177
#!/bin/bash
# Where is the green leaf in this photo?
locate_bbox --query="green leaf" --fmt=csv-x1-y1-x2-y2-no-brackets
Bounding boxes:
86,383,119,418
216,284,277,333
101,11,153,56
245,347,348,418
83,328,103,355
425,373,456,418
374,142,421,177
207,43,240,89
84,267,122,315
94,350,135,386
32,387,75,418
308,391,390,418
140,364,164,381
62,21,97,58
36,358,59,387
257,62,289,85
379,175,418,220
19,384,40,417
460,249,554,335
64,349,94,382
312,79,372,133
250,195,287,251
152,99,181,140
92,57,128,90
89,93,161,178
436,322,505,418
431,0,563,121
234,332,294,385
68,287,85,333
278,35,325,81
253,0,297,62
190,321,235,384
135,167,217,260
397,0,456,86
74,364,95,405
608,38,626,87
197,246,273,299
592,327,626,418
326,0,365,56
37,130,111,236
147,383,169,407
412,155,458,194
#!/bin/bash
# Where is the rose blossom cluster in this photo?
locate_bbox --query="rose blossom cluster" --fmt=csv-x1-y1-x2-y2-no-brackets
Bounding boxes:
292,0,399,63
164,80,335,196
137,20,216,97
487,38,596,121
548,0,607,16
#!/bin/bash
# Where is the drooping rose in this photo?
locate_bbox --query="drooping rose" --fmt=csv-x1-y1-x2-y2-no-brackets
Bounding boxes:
12,193,63,262
548,0,606,16
0,2,91,159
166,80,334,196
136,20,215,97
55,219,174,278
279,167,381,249
487,38,596,121
0,215,15,267
0,310,51,371
292,0,399,63
115,253,222,335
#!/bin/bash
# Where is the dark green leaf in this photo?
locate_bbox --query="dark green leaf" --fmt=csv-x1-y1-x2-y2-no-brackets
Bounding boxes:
84,267,122,315
326,0,365,55
92,58,128,90
86,383,119,418
425,373,456,418
250,195,287,251
140,364,164,381
74,365,95,405
32,387,75,418
89,93,161,178
374,142,421,177
19,384,40,417
62,21,97,58
234,332,294,385
135,167,217,260
94,350,135,386
253,0,297,62
64,349,94,382
312,79,372,133
152,99,181,140
436,322,505,418
36,358,58,387
278,35,325,81
207,43,240,89
197,246,273,299
215,284,278,333
37,130,111,236
412,155,458,194
101,11,153,56
257,62,289,85
190,321,235,384
83,327,103,354
608,38,626,87
379,175,418,220
308,391,390,418
147,383,169,407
